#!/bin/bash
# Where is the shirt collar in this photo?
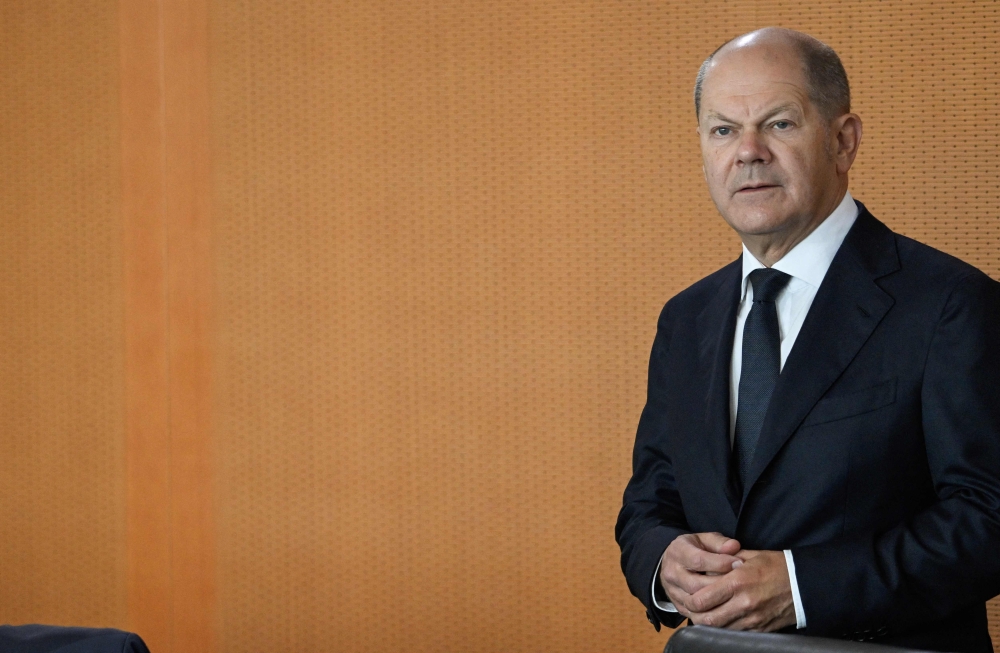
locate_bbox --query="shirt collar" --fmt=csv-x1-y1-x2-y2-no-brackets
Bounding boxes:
740,190,859,300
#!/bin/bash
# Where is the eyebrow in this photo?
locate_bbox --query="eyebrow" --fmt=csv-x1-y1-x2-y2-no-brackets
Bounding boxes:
704,104,799,125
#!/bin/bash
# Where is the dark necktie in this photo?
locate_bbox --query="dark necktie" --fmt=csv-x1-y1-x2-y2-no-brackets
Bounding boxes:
733,267,792,495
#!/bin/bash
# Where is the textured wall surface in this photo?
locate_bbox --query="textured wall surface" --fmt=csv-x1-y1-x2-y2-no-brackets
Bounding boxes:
0,1,126,627
0,1,997,652
207,2,999,652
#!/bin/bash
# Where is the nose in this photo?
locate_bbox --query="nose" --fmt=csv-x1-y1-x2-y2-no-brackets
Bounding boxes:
736,128,770,166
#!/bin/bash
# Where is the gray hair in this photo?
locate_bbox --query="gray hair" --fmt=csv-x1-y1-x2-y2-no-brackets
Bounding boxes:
694,31,851,121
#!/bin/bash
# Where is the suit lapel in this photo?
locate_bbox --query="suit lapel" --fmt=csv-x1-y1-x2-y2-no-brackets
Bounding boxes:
694,259,742,523
740,207,900,505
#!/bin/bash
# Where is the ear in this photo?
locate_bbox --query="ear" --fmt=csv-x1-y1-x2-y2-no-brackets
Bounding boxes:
832,113,863,174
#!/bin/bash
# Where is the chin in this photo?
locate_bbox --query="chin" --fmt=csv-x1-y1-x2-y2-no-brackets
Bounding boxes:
720,208,792,237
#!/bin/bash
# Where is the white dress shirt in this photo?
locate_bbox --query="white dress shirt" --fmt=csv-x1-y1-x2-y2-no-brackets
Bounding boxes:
652,191,859,630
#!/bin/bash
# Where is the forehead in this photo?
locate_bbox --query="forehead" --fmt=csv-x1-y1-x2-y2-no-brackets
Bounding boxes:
700,44,811,118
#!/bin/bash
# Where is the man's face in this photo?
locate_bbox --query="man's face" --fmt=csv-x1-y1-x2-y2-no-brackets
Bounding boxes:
697,43,841,238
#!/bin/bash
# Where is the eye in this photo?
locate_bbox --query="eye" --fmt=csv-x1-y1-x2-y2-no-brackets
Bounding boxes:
772,120,791,130
713,126,732,136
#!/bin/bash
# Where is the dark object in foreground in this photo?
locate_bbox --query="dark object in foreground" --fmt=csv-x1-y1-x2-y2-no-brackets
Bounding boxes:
0,625,150,653
666,626,933,653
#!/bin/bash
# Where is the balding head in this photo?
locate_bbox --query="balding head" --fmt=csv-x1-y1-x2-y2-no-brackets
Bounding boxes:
694,28,850,121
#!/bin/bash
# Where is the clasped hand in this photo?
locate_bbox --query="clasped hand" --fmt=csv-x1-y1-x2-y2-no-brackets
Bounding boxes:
657,532,796,632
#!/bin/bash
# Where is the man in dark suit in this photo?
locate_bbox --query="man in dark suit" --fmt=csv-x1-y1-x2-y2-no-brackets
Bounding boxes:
615,27,1000,653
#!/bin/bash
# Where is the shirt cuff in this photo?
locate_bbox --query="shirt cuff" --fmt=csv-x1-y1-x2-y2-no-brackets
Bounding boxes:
651,557,678,612
784,549,807,629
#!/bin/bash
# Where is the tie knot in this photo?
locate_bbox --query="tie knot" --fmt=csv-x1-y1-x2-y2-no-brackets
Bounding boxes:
748,268,791,303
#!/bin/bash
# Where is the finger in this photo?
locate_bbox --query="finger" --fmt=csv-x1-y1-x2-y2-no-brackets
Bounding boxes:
673,538,741,574
661,584,696,617
687,573,738,614
689,601,745,629
664,565,725,596
662,583,731,623
688,585,752,629
711,606,785,633
696,532,741,556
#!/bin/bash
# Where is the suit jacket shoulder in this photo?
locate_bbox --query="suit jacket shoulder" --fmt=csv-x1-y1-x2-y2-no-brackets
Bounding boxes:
844,201,992,284
655,257,742,342
663,257,742,314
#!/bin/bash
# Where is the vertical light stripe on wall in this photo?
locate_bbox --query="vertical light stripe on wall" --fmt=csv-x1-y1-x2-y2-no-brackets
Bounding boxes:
120,1,216,651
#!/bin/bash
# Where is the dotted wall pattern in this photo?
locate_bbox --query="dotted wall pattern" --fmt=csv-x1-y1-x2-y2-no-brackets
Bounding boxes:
0,2,126,627
208,2,999,652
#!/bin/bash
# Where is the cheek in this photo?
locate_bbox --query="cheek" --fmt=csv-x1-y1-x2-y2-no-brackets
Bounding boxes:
778,152,815,193
704,171,729,202
799,160,832,197
789,140,834,186
702,157,730,189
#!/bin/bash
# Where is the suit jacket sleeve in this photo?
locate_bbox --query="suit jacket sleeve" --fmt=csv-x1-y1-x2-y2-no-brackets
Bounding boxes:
791,270,1000,637
616,301,691,628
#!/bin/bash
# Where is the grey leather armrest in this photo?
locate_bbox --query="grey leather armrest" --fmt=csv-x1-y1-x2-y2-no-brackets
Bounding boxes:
665,626,931,653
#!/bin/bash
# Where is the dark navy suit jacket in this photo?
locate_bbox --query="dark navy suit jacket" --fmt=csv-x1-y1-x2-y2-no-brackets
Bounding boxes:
0,625,149,653
616,204,1000,653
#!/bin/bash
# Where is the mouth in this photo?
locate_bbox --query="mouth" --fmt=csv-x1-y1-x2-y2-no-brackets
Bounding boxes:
736,184,780,194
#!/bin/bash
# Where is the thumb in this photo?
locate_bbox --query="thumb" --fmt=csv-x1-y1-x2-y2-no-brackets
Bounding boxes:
696,532,741,555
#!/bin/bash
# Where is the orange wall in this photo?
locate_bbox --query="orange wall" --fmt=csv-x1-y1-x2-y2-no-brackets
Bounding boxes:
0,0,126,626
0,2,998,653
